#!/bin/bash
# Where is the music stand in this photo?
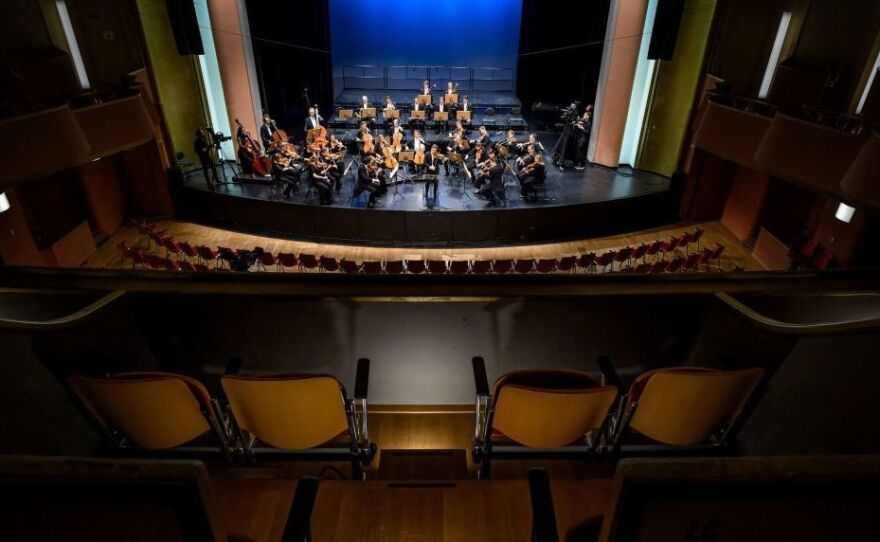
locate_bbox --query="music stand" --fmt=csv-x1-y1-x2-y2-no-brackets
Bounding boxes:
360,107,376,119
338,109,354,119
307,127,324,142
433,111,449,122
410,110,426,121
383,109,400,121
457,111,472,122
397,150,416,183
416,94,432,105
444,93,458,105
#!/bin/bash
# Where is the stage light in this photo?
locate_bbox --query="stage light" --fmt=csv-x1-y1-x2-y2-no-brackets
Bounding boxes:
55,0,91,89
856,51,880,115
834,202,855,224
758,12,792,99
0,193,10,214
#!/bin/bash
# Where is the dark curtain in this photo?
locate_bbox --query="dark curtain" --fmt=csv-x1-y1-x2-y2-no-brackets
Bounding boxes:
516,0,611,111
246,1,333,138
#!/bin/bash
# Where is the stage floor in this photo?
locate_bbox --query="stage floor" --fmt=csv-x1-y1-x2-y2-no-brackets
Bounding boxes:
189,158,668,213
175,133,673,245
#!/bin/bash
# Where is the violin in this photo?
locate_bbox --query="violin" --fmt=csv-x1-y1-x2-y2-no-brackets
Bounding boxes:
235,118,272,176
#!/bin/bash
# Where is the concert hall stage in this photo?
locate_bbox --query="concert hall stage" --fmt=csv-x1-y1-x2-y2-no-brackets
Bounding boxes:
173,151,674,247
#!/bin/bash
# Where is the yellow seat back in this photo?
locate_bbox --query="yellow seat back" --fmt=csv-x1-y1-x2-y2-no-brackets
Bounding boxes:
69,375,211,449
221,375,349,450
630,368,764,446
493,385,618,448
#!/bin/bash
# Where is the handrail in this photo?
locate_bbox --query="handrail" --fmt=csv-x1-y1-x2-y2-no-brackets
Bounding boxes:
715,292,880,335
0,290,125,331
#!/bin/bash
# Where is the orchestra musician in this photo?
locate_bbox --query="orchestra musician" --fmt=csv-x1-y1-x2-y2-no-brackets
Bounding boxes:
475,150,505,206
575,105,593,170
458,95,472,124
421,80,432,96
388,118,406,147
424,144,443,201
271,142,300,199
501,129,519,155
410,129,426,174
307,155,334,205
475,125,491,149
516,143,538,170
383,96,396,110
259,113,279,150
194,129,218,187
303,107,324,132
235,122,256,175
355,156,384,208
518,154,546,200
433,98,447,134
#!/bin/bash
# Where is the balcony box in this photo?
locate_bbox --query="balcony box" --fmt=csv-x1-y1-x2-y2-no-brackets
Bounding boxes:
73,93,155,161
694,101,771,169
841,131,880,212
754,114,867,197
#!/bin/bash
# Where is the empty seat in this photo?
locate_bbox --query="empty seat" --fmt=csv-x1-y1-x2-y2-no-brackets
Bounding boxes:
577,252,597,273
610,367,764,449
471,260,492,275
427,260,448,274
298,253,319,271
341,259,362,274
320,256,340,272
68,372,230,455
555,255,576,273
221,359,375,478
449,260,471,275
406,260,427,274
493,259,513,274
471,357,618,478
383,260,404,274
514,259,536,274
277,252,298,271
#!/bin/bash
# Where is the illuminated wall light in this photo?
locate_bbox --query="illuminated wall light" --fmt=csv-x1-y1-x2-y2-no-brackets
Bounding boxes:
856,51,880,115
758,11,792,99
55,0,91,89
0,192,10,214
834,202,856,223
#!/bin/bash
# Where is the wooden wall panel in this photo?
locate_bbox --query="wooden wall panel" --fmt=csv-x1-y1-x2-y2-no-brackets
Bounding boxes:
78,157,128,237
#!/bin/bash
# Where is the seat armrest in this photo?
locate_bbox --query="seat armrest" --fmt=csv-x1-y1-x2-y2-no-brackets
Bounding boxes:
282,476,320,542
597,355,625,395
472,356,490,397
528,468,560,542
354,358,370,400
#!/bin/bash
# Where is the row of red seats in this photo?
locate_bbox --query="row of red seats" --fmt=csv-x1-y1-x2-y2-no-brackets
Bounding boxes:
126,222,728,275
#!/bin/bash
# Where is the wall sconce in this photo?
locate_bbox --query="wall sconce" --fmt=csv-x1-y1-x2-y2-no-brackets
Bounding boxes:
0,192,10,214
834,202,855,223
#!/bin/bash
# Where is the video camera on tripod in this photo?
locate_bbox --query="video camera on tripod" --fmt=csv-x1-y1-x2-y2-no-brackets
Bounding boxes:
205,126,231,149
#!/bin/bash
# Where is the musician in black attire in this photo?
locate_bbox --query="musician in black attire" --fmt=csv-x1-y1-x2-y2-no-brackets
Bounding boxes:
475,125,491,150
259,113,279,149
193,129,217,187
424,144,442,201
272,149,300,199
519,154,546,200
303,107,323,132
355,157,382,208
307,156,333,205
480,152,505,207
235,124,254,174
575,105,592,170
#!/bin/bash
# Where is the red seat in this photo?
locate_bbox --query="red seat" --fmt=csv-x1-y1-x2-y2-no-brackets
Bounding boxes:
406,260,427,274
146,254,176,271
613,247,633,270
648,260,669,273
514,259,535,273
492,259,513,274
427,260,448,274
535,258,557,273
682,253,703,272
449,260,470,275
340,259,361,274
320,256,340,272
678,231,692,254
631,244,648,262
177,241,198,261
633,263,651,273
813,249,832,271
667,257,684,273
174,260,196,272
162,239,182,258
276,252,298,271
383,260,404,274
660,236,681,257
298,253,319,271
596,251,614,272
471,260,492,275
690,228,704,252
364,260,385,274
556,256,576,273
195,246,219,265
703,244,726,271
258,252,279,272
577,253,596,273
644,240,662,261
194,263,210,272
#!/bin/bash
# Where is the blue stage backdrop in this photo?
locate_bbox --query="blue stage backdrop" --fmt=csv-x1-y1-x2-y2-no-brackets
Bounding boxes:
329,0,523,96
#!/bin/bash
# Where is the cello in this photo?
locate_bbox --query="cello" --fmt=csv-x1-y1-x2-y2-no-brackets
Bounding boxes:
377,135,398,170
268,118,289,151
234,118,272,176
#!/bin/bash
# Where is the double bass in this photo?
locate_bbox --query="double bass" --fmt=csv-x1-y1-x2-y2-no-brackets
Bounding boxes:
235,118,272,176
268,118,289,151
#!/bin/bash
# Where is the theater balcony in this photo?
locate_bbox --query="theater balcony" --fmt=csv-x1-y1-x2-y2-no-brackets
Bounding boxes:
693,97,773,169
754,112,870,198
842,131,880,213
